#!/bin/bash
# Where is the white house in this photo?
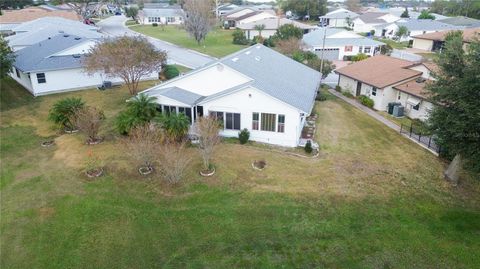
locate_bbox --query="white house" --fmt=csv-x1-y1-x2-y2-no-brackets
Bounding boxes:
10,34,158,96
223,8,276,28
140,7,184,25
302,28,384,60
237,18,316,40
374,19,464,42
352,12,400,34
335,55,437,121
140,45,321,147
318,8,358,28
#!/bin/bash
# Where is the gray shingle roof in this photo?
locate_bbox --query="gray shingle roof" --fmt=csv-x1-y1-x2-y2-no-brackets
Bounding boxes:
321,8,358,19
6,27,103,48
12,17,98,33
142,8,184,18
13,34,90,72
439,16,480,28
396,19,464,31
219,45,320,112
356,12,390,24
237,17,316,30
146,86,204,106
303,28,384,47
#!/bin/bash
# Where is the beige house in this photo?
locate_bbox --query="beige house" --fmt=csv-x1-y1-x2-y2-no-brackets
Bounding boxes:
412,27,480,52
237,18,316,40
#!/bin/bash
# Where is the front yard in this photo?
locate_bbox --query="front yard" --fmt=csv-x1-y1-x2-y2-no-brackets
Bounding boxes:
129,25,247,58
1,78,479,268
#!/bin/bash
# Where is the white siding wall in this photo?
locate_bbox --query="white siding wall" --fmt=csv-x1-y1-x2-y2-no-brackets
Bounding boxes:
237,13,276,25
9,69,34,94
200,87,304,147
244,29,277,40
142,16,183,25
395,90,433,121
327,18,348,28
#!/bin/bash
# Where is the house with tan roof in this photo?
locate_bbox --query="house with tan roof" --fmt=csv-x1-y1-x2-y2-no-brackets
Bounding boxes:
335,55,437,121
237,18,316,40
223,8,276,29
412,27,480,52
0,7,81,32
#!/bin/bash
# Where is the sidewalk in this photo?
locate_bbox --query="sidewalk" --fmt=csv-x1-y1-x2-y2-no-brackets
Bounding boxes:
328,89,438,156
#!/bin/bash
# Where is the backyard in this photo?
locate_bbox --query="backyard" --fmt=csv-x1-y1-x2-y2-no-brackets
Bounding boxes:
129,25,247,58
1,79,480,268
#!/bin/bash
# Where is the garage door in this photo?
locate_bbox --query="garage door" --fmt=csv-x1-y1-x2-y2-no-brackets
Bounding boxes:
314,48,340,60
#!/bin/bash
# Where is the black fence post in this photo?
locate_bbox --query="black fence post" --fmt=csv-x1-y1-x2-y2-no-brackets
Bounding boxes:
418,132,421,142
428,136,431,148
409,125,413,138
400,124,403,133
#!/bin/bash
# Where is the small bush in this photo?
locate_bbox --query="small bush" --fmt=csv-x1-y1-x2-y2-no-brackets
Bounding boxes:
232,29,249,45
152,23,158,27
305,140,313,154
352,53,369,62
292,51,305,62
316,91,327,101
342,91,354,98
263,36,276,47
163,65,180,79
335,85,342,92
48,97,85,131
238,128,250,144
359,95,374,108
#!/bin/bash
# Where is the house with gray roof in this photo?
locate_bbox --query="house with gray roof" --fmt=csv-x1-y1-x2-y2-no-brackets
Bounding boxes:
303,28,384,60
373,19,464,42
140,45,321,147
9,34,157,96
140,6,185,25
439,16,480,29
319,8,358,28
353,12,400,33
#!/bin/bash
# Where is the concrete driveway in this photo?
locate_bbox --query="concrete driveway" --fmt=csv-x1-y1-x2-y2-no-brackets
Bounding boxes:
97,15,215,69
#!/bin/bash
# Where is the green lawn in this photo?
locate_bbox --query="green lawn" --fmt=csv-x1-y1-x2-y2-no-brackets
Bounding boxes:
1,78,480,268
374,37,409,49
129,25,247,58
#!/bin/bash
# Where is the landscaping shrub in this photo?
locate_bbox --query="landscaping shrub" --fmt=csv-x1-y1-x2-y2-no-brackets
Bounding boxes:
158,113,190,140
48,97,85,131
238,128,250,144
115,93,157,134
359,95,374,108
342,91,354,98
152,23,158,27
292,51,305,62
232,29,249,45
305,140,313,154
352,53,369,62
316,91,327,101
163,65,180,79
335,85,342,92
263,36,275,47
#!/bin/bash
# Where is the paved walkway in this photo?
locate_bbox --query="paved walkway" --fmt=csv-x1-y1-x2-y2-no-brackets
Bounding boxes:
328,89,438,156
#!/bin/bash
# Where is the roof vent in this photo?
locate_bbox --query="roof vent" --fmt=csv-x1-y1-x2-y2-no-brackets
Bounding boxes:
415,77,426,83
255,56,261,61
74,37,81,40
245,51,251,55
48,37,51,39
72,54,81,58
63,34,69,37
232,57,239,62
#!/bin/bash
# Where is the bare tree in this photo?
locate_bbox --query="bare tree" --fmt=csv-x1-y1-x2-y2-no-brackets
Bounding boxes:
183,0,215,45
74,106,105,144
275,37,304,57
345,0,362,13
123,124,163,173
70,0,105,19
158,140,191,184
84,35,167,95
195,117,221,172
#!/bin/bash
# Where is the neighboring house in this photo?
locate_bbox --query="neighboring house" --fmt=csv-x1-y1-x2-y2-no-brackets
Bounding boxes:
140,6,185,25
0,7,81,32
5,17,102,51
352,12,400,33
223,8,276,28
335,55,437,121
237,18,316,40
412,27,480,52
140,45,321,147
218,3,239,16
438,16,480,28
376,19,464,42
9,34,158,96
318,8,358,28
302,28,384,60
373,7,449,21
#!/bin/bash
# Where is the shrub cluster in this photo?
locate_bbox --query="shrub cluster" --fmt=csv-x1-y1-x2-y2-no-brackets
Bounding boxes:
238,128,250,144
316,91,327,101
342,91,354,98
358,95,375,108
163,65,180,79
232,29,249,45
152,23,158,27
304,140,313,154
335,85,342,92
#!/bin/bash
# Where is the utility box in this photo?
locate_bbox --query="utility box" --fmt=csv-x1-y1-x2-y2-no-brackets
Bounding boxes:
387,102,401,114
393,105,405,117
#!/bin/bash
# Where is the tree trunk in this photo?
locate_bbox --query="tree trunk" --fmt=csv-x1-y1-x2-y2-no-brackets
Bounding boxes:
444,154,461,185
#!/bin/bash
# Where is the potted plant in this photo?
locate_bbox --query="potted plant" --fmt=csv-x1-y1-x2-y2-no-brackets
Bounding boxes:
85,150,103,178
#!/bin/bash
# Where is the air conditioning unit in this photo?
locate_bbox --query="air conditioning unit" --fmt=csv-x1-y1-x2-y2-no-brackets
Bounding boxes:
387,102,401,114
393,105,405,117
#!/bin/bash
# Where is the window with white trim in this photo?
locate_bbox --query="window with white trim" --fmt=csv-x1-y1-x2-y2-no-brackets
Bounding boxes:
209,111,224,126
277,114,285,133
225,112,241,130
261,113,276,132
372,87,377,96
167,17,175,23
36,73,46,84
363,46,371,53
252,112,259,130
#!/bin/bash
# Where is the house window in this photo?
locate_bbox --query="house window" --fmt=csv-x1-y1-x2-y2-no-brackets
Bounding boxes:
252,112,259,130
261,113,276,132
363,46,371,53
277,114,285,133
209,111,224,126
344,45,353,52
15,68,20,78
225,112,241,130
178,107,192,123
413,104,420,110
372,87,377,96
398,93,401,100
164,105,177,115
167,17,175,23
36,73,46,84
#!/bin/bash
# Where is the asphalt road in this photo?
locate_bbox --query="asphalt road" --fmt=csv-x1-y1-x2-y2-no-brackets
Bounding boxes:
97,15,215,69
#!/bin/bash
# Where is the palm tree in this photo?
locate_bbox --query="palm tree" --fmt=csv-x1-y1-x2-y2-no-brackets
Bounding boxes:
254,24,266,40
48,97,85,131
116,93,158,134
158,113,190,141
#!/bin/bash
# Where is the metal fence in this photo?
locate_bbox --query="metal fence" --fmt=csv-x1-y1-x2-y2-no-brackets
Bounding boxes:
400,124,441,153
